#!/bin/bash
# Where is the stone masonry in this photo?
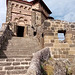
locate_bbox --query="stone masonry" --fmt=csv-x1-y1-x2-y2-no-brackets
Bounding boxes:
43,19,75,58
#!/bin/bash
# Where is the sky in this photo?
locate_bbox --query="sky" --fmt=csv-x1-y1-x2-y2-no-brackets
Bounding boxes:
0,0,75,27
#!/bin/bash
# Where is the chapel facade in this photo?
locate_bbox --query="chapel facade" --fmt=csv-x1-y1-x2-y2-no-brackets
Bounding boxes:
6,0,53,37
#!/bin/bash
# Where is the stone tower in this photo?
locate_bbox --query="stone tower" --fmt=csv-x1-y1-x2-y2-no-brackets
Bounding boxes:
6,0,53,37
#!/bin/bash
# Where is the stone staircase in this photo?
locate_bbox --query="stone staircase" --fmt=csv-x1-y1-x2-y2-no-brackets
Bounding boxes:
0,36,41,57
0,36,42,75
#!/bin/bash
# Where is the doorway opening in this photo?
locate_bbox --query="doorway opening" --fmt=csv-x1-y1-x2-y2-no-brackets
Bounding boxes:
33,31,37,36
17,26,24,37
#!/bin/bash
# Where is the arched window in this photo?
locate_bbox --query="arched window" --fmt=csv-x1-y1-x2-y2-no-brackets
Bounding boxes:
19,17,24,20
14,18,18,22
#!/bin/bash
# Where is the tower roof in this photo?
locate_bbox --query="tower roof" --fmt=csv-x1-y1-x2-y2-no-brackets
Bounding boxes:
31,0,52,14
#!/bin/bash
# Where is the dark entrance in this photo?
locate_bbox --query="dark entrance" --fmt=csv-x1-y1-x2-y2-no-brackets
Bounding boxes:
17,26,24,37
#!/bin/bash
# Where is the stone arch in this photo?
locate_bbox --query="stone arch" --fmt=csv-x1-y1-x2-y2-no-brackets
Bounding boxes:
20,5,23,8
14,18,19,22
18,20,25,26
24,19,28,23
19,17,24,21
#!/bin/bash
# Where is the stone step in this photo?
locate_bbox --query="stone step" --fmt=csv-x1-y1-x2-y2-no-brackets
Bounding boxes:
2,46,41,51
0,57,32,75
2,47,40,51
0,59,31,64
0,51,35,56
7,44,39,47
8,37,38,41
0,70,27,75
0,55,33,58
0,36,41,75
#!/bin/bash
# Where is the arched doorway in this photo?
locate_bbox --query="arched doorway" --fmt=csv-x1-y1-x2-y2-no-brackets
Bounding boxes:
17,26,24,37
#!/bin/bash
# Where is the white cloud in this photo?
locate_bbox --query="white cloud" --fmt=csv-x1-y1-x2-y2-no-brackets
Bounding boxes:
44,0,75,22
64,12,75,22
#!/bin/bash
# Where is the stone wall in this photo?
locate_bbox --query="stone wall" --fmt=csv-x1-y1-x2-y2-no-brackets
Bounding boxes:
43,19,75,58
27,48,51,75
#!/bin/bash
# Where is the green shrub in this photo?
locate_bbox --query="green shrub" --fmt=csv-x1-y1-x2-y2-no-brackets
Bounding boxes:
43,65,54,75
66,66,72,75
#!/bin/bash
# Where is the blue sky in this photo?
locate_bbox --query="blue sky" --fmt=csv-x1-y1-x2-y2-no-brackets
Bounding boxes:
0,0,75,27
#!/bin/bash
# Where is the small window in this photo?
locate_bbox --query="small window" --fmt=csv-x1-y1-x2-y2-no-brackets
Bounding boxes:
28,7,31,10
24,6,27,9
11,3,14,8
19,11,21,13
15,4,19,7
12,3,14,6
42,33,44,37
20,5,23,8
58,30,66,41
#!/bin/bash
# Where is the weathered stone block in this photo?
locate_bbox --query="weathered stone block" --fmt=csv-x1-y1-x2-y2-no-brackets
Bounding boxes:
0,71,6,75
54,55,60,58
14,66,24,70
69,50,75,55
5,66,14,70
13,62,20,65
44,43,53,47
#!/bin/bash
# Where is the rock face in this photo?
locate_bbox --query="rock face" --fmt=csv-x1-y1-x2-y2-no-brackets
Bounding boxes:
27,48,51,75
42,58,75,75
